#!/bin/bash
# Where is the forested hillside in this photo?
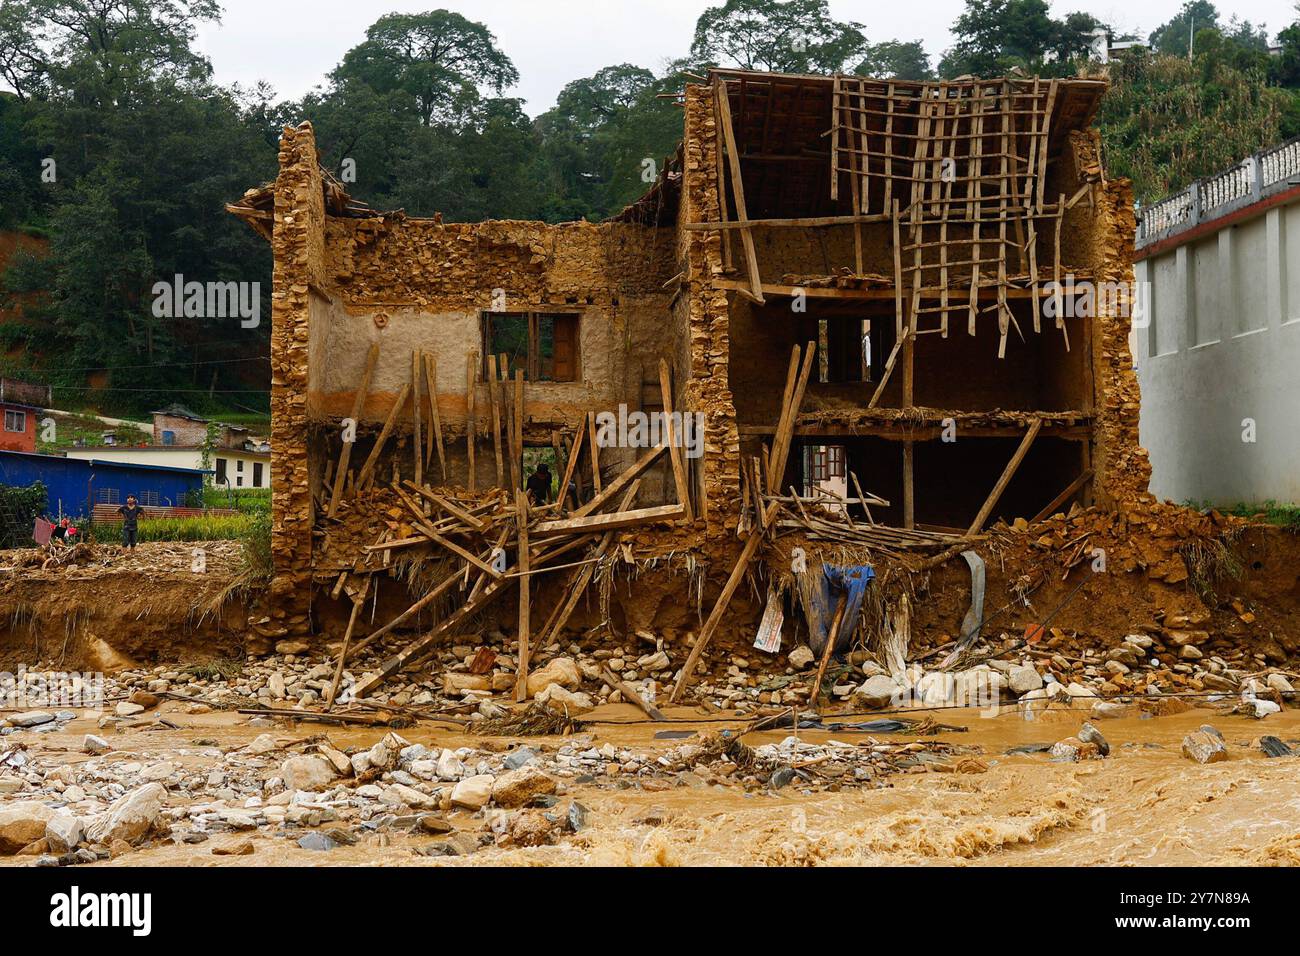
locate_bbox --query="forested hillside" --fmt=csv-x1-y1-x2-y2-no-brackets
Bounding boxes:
2,0,1298,418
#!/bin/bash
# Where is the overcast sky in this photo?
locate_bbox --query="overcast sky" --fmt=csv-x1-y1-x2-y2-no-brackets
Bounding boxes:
193,1,1299,114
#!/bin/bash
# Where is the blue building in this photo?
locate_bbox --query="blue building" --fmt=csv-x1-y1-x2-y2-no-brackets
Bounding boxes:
0,450,208,518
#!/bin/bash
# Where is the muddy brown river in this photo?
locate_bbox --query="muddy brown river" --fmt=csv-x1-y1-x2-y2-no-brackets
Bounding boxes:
5,701,1299,867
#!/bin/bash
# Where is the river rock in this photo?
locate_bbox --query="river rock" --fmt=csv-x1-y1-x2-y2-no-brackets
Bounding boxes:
855,675,899,709
525,657,580,698
0,802,59,854
537,684,594,713
450,774,494,810
8,711,55,728
115,702,144,717
84,783,165,846
787,645,815,669
491,767,558,808
1008,664,1043,694
1182,730,1228,764
45,814,84,854
279,755,337,792
82,734,109,755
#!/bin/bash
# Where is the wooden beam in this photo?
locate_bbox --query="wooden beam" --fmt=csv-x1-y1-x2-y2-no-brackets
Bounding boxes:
768,342,816,492
514,489,531,702
350,574,514,699
572,443,668,518
658,359,694,522
465,351,478,492
683,212,890,231
967,418,1043,535
557,421,585,512
324,576,370,710
670,501,780,702
532,503,684,537
404,484,487,531
867,326,909,409
586,411,602,494
424,353,446,482
355,383,410,491
903,441,915,530
602,666,666,721
411,349,423,488
715,78,764,304
487,354,504,488
1030,468,1094,524
513,369,525,490
328,342,379,517
812,593,848,710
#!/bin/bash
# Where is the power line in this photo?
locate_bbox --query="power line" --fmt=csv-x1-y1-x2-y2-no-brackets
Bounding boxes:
27,356,270,373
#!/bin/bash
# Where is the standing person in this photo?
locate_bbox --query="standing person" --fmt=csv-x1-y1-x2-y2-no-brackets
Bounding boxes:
525,463,552,505
118,494,143,550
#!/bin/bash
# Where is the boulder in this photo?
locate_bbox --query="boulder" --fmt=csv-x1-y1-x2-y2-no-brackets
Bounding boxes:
8,711,55,728
45,814,84,854
637,650,671,672
82,734,110,755
450,774,494,810
854,675,899,709
1182,730,1229,764
491,767,558,808
279,755,338,792
1008,664,1044,694
84,783,165,846
115,702,145,717
787,645,815,669
443,673,490,695
436,749,465,781
0,802,59,855
1266,673,1296,698
536,684,594,714
525,657,581,698
275,641,310,655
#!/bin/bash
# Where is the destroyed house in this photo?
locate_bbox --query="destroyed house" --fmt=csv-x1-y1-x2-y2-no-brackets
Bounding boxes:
230,69,1147,670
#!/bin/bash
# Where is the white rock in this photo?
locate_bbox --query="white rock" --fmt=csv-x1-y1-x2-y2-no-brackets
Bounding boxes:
436,749,465,781
525,657,580,698
450,774,494,810
279,755,338,792
82,734,110,755
85,783,166,846
537,684,595,713
1008,664,1043,694
0,802,59,854
45,814,84,853
787,646,815,669
855,675,899,709
115,702,145,717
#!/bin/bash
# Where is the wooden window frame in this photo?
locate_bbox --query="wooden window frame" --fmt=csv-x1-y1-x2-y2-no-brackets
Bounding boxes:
481,310,581,383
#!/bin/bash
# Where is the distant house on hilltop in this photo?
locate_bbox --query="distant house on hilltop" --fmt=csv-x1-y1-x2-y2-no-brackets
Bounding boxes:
0,377,51,454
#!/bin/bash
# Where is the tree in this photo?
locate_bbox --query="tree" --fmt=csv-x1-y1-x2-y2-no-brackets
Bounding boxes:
855,40,932,81
939,0,1100,77
1149,1,1220,57
331,10,518,128
689,0,867,74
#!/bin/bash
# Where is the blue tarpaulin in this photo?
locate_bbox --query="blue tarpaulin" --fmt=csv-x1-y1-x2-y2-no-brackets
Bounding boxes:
810,563,875,654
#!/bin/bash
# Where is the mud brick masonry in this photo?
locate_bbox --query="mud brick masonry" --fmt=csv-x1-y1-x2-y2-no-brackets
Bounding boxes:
229,69,1148,650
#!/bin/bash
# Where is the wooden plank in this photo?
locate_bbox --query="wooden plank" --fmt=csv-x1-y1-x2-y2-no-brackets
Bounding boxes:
350,574,514,699
532,504,684,537
411,349,423,488
1030,468,1094,523
324,576,370,710
658,359,694,522
586,411,602,494
466,351,478,492
669,501,780,702
715,78,765,304
427,531,502,579
328,342,380,517
487,354,504,488
812,593,848,710
514,369,525,490
903,440,915,530
355,383,410,491
514,489,531,702
967,417,1043,535
404,484,487,531
602,666,666,721
572,442,668,518
683,212,890,231
867,326,909,408
347,563,469,660
424,353,446,482
768,342,816,493
557,421,585,513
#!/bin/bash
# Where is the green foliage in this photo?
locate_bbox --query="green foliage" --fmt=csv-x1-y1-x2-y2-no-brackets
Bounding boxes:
238,507,273,583
1097,49,1286,204
939,0,1101,78
0,481,48,548
88,512,254,543
1186,499,1300,529
689,0,867,74
855,41,933,81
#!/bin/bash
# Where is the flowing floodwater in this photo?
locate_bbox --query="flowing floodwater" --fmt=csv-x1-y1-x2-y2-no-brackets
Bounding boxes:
4,701,1299,867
